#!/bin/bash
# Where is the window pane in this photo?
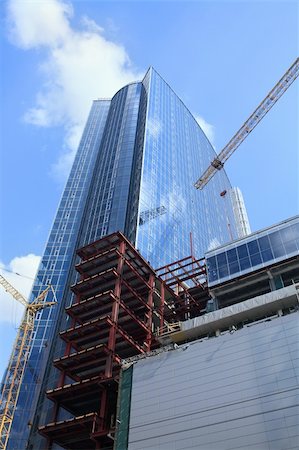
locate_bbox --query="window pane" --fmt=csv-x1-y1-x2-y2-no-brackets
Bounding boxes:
269,231,283,247
284,240,297,254
258,235,271,251
280,226,295,243
261,248,274,262
290,223,299,238
272,245,286,258
216,252,227,267
237,244,249,259
247,239,259,255
239,257,251,270
208,269,218,283
227,248,238,263
250,252,262,266
218,264,229,278
229,261,240,275
207,256,216,271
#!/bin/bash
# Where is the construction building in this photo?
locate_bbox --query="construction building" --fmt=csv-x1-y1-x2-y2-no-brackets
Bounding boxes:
123,215,299,450
33,215,299,449
4,58,297,450
7,68,243,449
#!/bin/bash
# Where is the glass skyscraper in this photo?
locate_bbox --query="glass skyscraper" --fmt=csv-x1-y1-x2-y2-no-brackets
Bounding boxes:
7,67,238,449
229,187,251,238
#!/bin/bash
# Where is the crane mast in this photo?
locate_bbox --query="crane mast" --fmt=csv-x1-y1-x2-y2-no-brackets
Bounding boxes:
0,275,56,450
194,58,299,189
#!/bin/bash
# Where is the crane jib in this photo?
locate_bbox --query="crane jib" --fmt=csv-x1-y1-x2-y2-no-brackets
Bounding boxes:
194,57,299,190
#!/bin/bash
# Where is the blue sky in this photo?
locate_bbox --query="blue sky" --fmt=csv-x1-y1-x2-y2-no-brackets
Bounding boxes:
0,0,298,380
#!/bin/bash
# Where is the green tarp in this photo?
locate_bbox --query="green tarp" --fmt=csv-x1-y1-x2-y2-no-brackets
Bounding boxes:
114,365,133,450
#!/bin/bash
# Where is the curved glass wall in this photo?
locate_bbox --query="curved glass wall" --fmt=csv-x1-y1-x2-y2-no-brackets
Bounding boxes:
137,68,237,268
81,82,143,244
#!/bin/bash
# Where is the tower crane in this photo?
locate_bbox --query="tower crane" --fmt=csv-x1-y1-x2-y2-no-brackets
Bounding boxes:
0,274,56,450
194,57,299,189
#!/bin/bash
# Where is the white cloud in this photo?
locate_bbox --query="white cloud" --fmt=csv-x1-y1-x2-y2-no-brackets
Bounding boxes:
195,115,216,148
0,254,41,325
7,0,72,49
6,0,142,181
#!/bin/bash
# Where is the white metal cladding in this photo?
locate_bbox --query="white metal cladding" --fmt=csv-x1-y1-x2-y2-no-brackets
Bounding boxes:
128,312,299,450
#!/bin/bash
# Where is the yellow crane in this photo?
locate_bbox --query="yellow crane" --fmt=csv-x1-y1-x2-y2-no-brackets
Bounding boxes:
194,57,299,189
0,274,56,450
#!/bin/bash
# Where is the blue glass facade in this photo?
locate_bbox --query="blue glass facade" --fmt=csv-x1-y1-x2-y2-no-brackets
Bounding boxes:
206,216,299,287
5,100,111,449
137,69,236,267
7,68,238,449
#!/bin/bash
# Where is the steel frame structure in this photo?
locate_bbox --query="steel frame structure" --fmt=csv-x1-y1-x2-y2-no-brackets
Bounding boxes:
39,232,166,449
156,255,209,321
38,233,210,449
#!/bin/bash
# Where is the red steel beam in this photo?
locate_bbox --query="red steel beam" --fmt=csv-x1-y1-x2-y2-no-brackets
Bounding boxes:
145,273,154,352
105,240,126,378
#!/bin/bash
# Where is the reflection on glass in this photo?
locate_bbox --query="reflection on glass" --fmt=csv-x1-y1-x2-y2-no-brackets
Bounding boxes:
258,235,271,251
227,248,238,263
250,253,262,266
137,68,237,269
272,245,285,258
247,239,259,255
217,252,227,267
218,264,229,278
239,257,251,270
269,230,283,247
261,248,274,262
237,244,249,259
206,217,299,285
229,260,240,275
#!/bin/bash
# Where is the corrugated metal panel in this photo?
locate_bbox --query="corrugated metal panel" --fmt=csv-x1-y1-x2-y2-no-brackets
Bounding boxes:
128,312,299,450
